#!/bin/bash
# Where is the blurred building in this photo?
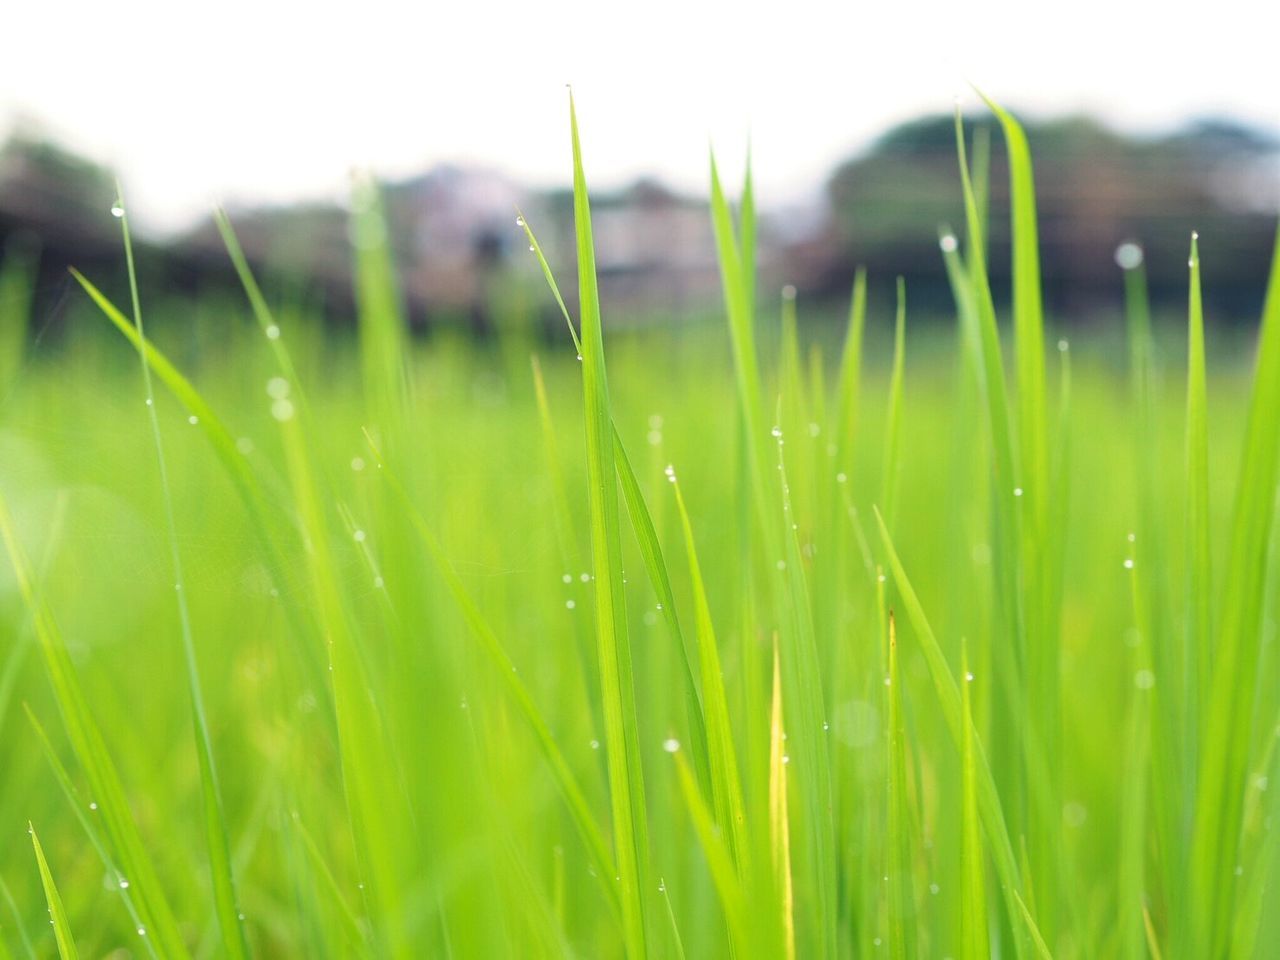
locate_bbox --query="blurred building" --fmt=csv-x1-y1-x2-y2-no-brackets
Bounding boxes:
2,112,1278,335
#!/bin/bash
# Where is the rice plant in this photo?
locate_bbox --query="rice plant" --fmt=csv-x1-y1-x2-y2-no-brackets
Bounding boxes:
1,90,1279,959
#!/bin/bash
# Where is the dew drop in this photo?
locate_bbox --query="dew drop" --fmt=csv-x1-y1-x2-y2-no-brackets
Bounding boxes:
965,671,975,682
662,737,680,753
562,573,573,584
111,203,125,218
119,878,130,889
771,425,783,438
266,376,290,400
565,599,576,610
144,397,153,406
579,572,591,583
188,415,199,425
89,802,98,811
1013,486,1024,497
782,284,797,301
1114,242,1144,270
515,216,525,227
137,926,146,936
265,324,281,340
1124,558,1135,570
529,244,535,252
782,754,790,765
930,882,940,894
589,739,600,750
1058,338,1069,352
353,529,366,543
939,234,958,253
271,398,295,422
836,472,847,484
664,464,676,483
776,560,787,571
351,456,366,471
373,576,384,589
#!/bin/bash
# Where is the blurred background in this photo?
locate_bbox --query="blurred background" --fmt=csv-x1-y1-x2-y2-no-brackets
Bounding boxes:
2,0,1279,335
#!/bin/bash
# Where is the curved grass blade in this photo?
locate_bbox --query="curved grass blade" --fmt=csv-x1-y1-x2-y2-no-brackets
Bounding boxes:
0,493,190,959
873,507,1031,957
29,826,77,960
24,708,159,960
670,471,748,869
365,434,623,922
520,214,712,796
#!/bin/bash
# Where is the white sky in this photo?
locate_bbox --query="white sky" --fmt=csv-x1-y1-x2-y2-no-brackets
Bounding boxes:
3,0,1277,233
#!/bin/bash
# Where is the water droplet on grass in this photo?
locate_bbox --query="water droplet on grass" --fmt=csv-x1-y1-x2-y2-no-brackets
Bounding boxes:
662,738,680,753
939,234,958,253
1115,242,1144,270
265,324,281,340
110,203,125,219
188,415,199,425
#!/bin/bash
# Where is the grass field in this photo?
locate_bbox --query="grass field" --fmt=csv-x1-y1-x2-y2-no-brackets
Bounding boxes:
2,96,1280,959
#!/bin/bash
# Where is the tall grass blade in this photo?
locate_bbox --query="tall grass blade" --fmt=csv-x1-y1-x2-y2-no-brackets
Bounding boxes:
114,190,249,959
569,91,652,956
1190,223,1280,956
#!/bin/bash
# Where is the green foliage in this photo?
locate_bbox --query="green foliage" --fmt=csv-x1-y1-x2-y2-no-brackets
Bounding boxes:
0,96,1278,960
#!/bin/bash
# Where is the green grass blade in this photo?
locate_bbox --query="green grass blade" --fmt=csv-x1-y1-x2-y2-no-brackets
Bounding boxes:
569,92,652,956
1185,232,1211,733
29,826,77,960
364,435,623,921
832,268,868,482
886,614,916,959
114,190,249,960
672,752,752,947
1190,222,1280,957
670,472,749,870
874,507,1028,956
768,642,797,960
960,641,990,960
24,707,159,960
520,210,712,801
0,492,190,959
881,277,906,526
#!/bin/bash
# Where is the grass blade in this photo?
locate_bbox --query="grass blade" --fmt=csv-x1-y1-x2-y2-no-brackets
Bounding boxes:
29,826,77,960
114,190,249,959
569,92,652,956
0,493,190,959
1190,222,1280,957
